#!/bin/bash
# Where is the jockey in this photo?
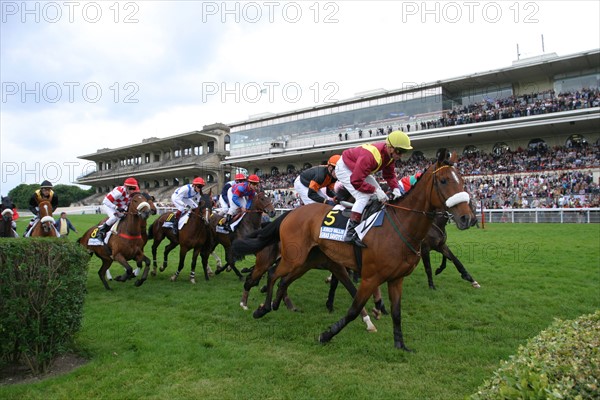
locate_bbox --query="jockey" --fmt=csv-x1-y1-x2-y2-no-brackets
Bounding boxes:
224,174,260,232
218,173,246,214
170,176,206,236
293,155,340,205
399,171,423,194
24,180,59,236
95,177,139,242
335,130,412,247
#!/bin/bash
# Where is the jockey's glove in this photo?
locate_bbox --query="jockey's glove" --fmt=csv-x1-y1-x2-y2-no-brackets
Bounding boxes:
115,211,125,218
375,188,388,203
392,188,403,200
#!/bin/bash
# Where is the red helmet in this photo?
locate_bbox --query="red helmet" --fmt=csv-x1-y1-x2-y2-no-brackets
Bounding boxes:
328,155,341,166
123,178,140,191
247,174,260,183
235,173,247,181
192,177,206,186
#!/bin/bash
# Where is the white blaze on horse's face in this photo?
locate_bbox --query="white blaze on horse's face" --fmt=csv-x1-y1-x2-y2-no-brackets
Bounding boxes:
450,170,460,184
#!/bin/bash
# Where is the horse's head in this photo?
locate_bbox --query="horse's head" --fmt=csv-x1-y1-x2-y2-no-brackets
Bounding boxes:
129,192,153,220
424,149,475,230
1,208,13,223
253,191,276,218
198,192,213,225
140,192,157,215
37,200,55,234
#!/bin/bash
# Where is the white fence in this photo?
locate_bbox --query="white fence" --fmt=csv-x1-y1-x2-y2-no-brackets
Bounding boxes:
476,208,600,224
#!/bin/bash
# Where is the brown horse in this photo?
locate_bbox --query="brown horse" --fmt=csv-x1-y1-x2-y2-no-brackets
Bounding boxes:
232,149,476,350
148,192,213,283
78,192,156,290
30,200,58,237
421,211,480,290
207,191,276,280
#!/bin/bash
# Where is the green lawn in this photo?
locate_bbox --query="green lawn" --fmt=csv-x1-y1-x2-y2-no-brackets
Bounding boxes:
2,215,599,400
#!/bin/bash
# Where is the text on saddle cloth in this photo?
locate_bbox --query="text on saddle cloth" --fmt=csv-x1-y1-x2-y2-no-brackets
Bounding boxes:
216,213,244,234
318,205,385,242
162,212,190,230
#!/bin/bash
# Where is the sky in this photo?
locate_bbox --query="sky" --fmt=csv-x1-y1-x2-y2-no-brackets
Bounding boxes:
1,0,599,194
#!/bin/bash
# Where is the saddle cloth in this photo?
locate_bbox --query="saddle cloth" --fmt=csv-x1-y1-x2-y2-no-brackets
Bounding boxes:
318,205,384,242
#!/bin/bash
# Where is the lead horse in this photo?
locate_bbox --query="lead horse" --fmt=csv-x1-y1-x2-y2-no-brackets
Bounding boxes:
78,192,156,290
232,149,476,350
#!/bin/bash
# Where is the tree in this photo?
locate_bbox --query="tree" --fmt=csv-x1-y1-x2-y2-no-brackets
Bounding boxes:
8,184,94,208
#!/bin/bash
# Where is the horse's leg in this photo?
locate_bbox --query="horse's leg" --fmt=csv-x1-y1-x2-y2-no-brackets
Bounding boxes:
113,254,135,282
326,274,340,312
98,258,113,290
189,247,202,284
319,277,380,344
434,255,448,275
441,244,480,288
211,251,222,276
200,248,211,281
150,235,162,276
371,286,388,319
134,253,151,287
422,248,436,290
171,246,189,282
326,267,376,332
161,240,179,272
387,277,411,351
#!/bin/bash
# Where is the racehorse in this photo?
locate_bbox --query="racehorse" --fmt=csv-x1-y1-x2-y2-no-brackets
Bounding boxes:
78,192,156,290
148,192,213,283
206,191,276,280
232,149,476,350
0,196,17,238
30,200,58,237
421,211,480,290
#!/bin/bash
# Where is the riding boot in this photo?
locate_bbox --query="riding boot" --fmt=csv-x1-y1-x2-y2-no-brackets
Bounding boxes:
96,223,110,242
171,216,179,237
344,212,366,248
223,214,233,232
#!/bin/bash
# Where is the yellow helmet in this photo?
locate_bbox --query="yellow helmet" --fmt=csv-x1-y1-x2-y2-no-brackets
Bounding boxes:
387,130,413,150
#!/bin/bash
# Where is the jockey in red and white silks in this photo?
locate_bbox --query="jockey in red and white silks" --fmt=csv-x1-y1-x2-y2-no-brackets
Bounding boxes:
96,177,139,241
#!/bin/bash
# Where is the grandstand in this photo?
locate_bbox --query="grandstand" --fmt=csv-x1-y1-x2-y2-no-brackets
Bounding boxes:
77,49,599,211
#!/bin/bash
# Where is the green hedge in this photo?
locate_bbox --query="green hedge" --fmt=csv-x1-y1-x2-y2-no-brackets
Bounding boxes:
470,310,600,400
0,238,89,374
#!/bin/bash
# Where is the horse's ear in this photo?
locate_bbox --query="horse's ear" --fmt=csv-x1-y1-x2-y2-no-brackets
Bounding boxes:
449,151,458,164
436,148,449,163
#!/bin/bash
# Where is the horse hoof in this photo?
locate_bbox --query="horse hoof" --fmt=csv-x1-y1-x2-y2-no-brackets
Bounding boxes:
318,332,332,344
208,270,215,278
159,267,166,272
151,270,156,277
134,280,144,287
366,326,377,333
253,306,267,319
170,275,177,282
240,302,248,311
190,278,196,284
472,281,481,288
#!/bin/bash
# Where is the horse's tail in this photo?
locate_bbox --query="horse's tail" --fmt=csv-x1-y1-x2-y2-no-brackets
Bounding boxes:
147,222,155,240
232,211,289,258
